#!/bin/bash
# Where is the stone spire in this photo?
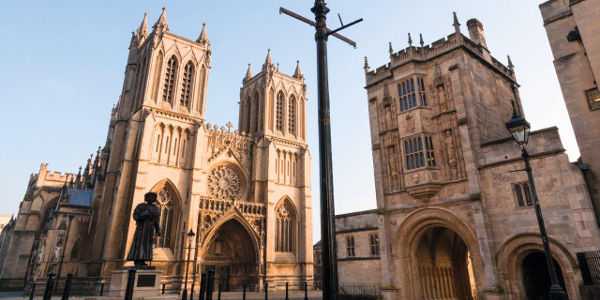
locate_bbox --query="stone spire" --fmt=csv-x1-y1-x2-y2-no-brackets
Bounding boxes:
419,34,425,47
137,12,149,40
408,33,413,47
244,64,252,82
293,60,304,79
507,55,515,72
388,42,394,56
453,12,461,34
153,7,169,32
363,56,370,72
197,23,209,44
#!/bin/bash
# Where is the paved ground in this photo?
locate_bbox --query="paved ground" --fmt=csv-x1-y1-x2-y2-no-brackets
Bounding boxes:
0,291,323,300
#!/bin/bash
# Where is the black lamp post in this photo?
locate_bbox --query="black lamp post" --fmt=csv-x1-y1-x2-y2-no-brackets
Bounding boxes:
506,110,568,300
182,229,195,300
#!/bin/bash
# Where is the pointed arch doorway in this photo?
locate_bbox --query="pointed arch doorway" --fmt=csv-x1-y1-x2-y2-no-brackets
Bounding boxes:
521,251,569,300
201,219,259,291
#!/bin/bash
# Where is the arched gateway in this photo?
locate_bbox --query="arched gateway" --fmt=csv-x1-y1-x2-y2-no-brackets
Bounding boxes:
201,218,259,291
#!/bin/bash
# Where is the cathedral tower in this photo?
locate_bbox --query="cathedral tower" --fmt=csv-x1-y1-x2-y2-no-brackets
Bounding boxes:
238,50,313,287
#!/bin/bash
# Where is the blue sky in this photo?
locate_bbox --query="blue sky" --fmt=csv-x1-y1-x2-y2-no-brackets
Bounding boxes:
0,1,576,242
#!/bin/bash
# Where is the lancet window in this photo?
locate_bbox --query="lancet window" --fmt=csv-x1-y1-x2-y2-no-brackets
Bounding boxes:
275,201,295,253
180,62,195,109
276,92,285,132
163,56,178,104
288,96,297,135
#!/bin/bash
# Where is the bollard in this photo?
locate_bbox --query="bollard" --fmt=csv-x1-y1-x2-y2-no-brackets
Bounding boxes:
199,273,207,300
242,284,246,300
43,273,56,300
61,274,73,300
205,270,214,300
99,281,105,296
124,268,136,300
162,283,166,295
217,283,221,300
304,282,308,300
285,282,289,300
264,281,268,300
29,283,36,300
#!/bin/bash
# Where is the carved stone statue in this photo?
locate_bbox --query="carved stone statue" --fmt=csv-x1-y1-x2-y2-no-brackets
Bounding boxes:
127,192,161,268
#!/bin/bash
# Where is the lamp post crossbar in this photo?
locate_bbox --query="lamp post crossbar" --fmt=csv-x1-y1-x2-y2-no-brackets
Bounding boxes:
280,1,362,300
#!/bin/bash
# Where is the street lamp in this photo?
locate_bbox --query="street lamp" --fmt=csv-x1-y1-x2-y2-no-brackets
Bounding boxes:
181,229,195,300
506,109,568,300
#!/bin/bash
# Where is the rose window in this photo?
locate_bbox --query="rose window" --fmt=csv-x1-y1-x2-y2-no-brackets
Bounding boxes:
208,165,242,200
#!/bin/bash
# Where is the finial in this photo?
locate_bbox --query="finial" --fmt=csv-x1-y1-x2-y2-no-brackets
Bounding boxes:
453,12,461,34
294,60,303,79
225,122,233,132
388,42,394,56
153,6,169,32
197,22,209,44
419,34,425,47
363,56,370,71
507,55,514,72
408,33,413,47
244,63,252,82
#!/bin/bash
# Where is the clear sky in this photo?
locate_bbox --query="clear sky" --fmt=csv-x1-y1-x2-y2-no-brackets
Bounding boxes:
0,1,577,242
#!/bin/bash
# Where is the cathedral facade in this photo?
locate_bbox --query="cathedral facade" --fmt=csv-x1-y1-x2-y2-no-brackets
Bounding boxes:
0,8,313,292
363,14,600,300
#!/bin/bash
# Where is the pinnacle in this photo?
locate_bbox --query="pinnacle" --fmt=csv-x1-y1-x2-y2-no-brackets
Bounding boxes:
244,64,252,82
294,60,303,79
153,6,169,32
197,22,209,44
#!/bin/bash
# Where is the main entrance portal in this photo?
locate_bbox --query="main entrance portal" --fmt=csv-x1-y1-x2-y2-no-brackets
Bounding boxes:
202,219,258,291
415,227,476,300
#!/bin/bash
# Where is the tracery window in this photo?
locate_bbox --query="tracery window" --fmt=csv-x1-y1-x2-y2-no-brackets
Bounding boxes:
398,76,427,112
403,135,436,170
163,56,178,104
276,92,285,132
275,201,295,253
180,62,195,109
288,96,297,135
157,187,177,248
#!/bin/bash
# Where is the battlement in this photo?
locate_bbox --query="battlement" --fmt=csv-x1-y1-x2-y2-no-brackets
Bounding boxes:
366,32,514,87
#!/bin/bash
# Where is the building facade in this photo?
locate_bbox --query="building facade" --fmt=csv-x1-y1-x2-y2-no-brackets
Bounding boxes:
540,0,600,234
364,13,600,300
0,8,313,292
313,210,381,297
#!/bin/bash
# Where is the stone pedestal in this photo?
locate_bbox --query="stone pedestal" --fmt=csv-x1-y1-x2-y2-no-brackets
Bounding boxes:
109,268,162,298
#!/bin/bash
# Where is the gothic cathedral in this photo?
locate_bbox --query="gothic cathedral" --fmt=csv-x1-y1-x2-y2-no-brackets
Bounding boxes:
0,8,313,291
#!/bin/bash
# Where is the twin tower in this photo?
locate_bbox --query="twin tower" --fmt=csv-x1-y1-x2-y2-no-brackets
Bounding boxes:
86,8,313,289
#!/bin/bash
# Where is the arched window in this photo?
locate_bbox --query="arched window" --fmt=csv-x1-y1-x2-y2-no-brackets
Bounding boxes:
276,92,285,132
288,96,297,135
163,56,178,104
180,62,195,109
275,199,296,253
156,184,179,249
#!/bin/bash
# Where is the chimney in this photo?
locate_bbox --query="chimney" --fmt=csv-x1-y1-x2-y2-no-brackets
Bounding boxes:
467,18,487,49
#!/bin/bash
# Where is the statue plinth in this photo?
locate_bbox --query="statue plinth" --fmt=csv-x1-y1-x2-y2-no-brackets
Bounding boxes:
109,268,162,298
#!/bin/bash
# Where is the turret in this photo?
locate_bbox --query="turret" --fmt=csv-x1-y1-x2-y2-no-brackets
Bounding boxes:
467,18,487,49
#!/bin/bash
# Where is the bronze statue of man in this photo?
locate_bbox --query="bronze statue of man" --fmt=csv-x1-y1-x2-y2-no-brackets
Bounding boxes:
127,192,161,268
